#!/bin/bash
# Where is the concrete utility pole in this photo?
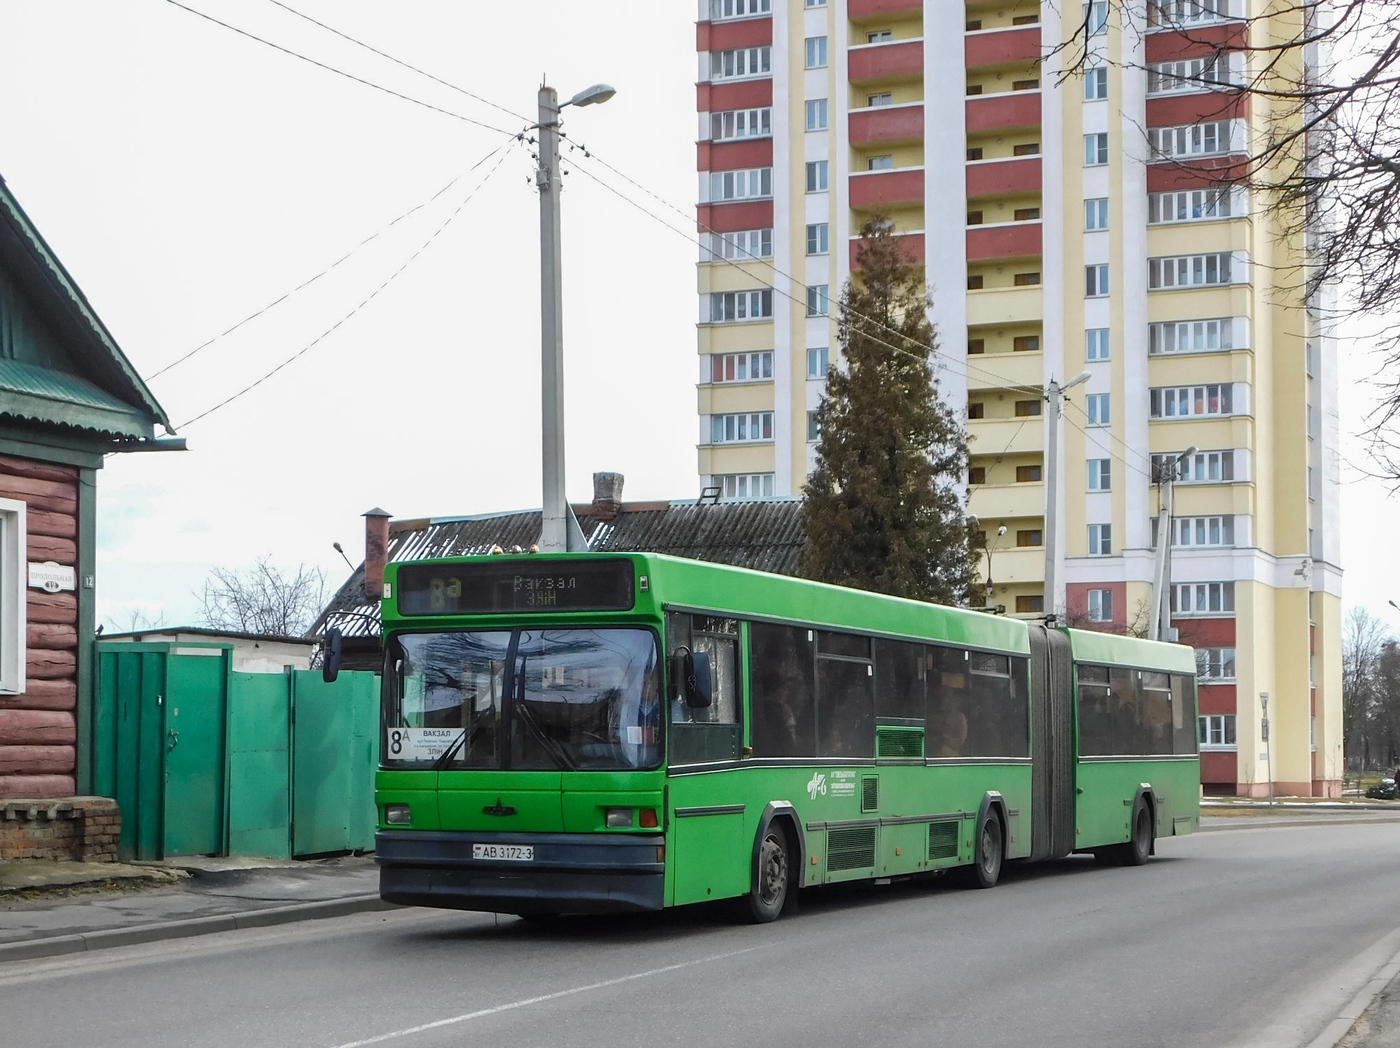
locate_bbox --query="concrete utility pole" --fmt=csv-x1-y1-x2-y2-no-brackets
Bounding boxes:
1043,372,1090,622
1148,445,1196,641
535,81,614,553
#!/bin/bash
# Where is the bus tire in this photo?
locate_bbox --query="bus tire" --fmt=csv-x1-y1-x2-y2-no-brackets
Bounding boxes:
741,825,790,923
969,811,1003,889
1117,801,1153,867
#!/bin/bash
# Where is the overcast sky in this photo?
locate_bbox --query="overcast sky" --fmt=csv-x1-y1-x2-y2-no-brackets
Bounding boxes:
0,1,1393,632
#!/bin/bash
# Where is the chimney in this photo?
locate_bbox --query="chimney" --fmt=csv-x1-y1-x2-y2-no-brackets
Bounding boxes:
591,472,624,523
363,507,391,600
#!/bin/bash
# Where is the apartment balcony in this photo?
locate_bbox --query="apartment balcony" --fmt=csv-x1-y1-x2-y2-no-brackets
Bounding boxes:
849,0,922,18
1145,21,1247,62
697,138,772,172
696,79,773,114
850,167,924,210
967,349,1042,390
850,232,924,269
966,91,1041,133
978,546,1044,587
965,26,1040,67
850,103,924,147
967,418,1042,457
848,40,923,84
966,285,1042,326
697,199,773,234
969,481,1044,521
966,156,1041,198
696,19,771,52
967,221,1042,261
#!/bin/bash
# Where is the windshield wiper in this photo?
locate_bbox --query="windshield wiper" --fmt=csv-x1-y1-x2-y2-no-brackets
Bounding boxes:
512,654,575,770
433,631,521,771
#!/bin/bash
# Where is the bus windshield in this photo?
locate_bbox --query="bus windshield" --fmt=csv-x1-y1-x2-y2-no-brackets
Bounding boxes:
383,628,662,771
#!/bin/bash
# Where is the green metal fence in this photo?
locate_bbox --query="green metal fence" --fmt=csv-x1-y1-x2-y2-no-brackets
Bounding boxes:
94,642,379,861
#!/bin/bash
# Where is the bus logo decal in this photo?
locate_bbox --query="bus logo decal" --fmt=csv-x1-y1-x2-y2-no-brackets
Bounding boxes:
482,798,517,817
806,773,827,799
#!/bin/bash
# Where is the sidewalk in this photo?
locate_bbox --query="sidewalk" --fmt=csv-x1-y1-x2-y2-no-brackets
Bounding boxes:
0,855,390,963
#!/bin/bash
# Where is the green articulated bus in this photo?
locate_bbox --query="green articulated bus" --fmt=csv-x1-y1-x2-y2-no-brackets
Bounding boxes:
361,552,1199,922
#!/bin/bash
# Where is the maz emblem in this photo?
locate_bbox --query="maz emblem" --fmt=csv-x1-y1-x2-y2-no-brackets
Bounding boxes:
482,797,517,817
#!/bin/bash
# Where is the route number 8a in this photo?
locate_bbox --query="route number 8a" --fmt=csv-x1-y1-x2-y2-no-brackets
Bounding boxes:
389,729,405,755
427,577,462,611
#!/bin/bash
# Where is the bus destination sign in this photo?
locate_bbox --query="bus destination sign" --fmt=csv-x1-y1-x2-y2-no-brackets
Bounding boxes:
395,559,635,615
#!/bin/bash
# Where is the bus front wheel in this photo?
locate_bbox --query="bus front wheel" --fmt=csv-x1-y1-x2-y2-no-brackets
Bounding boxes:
969,812,1003,889
741,826,790,923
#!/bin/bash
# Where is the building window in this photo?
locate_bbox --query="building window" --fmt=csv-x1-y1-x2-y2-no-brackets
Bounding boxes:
1147,55,1236,95
806,285,830,316
1088,458,1111,491
1148,188,1239,224
710,168,772,202
1084,197,1109,230
0,499,25,694
710,46,772,80
1015,399,1042,417
710,107,772,141
1150,0,1228,28
1085,66,1108,100
1084,133,1109,166
1086,393,1110,426
805,99,828,131
1012,142,1040,156
968,338,986,354
867,29,892,42
1087,588,1113,622
1013,13,1040,24
718,473,775,500
1014,207,1040,221
1198,714,1237,748
1149,318,1234,353
1014,272,1042,286
1148,121,1236,160
1161,515,1235,548
1016,595,1045,614
1088,524,1112,556
807,347,829,377
807,411,820,442
710,289,774,322
1012,78,1040,91
1086,328,1110,360
868,155,894,171
1085,264,1110,297
1198,647,1237,680
968,402,985,419
1016,464,1043,482
967,147,984,161
708,228,773,261
1171,581,1235,615
805,0,827,7
1149,252,1236,289
1014,335,1040,352
805,36,828,69
969,466,986,484
1152,449,1236,483
867,92,893,107
710,351,774,383
709,0,771,19
1017,529,1043,547
1084,1,1108,34
712,412,775,443
806,223,829,255
806,161,829,192
967,275,985,290
1149,383,1234,418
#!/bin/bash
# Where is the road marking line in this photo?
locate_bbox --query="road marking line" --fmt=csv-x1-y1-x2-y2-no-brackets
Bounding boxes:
329,944,765,1047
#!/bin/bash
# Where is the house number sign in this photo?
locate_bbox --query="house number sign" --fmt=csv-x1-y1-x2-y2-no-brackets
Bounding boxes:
28,561,76,593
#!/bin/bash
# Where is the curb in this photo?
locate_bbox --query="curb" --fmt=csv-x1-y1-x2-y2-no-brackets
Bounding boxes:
0,893,395,964
1306,951,1400,1048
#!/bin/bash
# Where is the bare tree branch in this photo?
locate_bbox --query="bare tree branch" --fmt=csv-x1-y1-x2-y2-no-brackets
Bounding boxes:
196,555,327,638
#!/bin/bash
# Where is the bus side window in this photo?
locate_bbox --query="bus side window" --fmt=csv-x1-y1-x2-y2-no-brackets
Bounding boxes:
1141,671,1173,755
967,651,1027,758
1171,673,1198,754
816,631,874,758
749,622,816,757
1108,667,1142,754
665,612,740,725
1077,664,1112,756
928,647,970,758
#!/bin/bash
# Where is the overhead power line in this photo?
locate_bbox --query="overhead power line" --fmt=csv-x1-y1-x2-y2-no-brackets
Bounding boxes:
177,139,521,429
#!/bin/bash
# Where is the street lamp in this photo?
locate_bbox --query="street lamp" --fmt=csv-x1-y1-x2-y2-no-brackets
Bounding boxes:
1043,372,1090,622
1260,691,1273,806
1148,444,1197,642
535,80,616,553
986,525,1007,607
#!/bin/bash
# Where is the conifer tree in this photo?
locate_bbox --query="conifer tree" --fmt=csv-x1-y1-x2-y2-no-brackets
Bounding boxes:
799,220,974,605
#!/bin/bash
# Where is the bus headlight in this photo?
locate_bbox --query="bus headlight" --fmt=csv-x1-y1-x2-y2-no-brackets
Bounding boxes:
605,808,634,828
385,804,412,825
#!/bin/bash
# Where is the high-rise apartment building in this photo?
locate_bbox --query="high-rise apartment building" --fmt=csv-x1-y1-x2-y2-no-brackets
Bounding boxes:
693,0,1342,796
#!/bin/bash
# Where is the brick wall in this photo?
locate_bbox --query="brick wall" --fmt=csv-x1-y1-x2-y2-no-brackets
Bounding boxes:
0,796,117,862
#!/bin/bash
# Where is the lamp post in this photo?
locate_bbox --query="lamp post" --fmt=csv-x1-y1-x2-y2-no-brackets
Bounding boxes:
985,525,1007,609
1148,444,1197,641
1043,371,1090,622
536,81,616,553
1260,691,1273,806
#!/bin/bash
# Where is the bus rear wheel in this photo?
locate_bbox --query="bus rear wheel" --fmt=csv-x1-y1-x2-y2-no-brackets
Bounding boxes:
741,827,790,923
968,812,1003,889
1117,802,1153,867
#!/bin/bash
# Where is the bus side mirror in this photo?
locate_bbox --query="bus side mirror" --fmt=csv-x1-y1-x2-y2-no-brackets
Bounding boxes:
323,627,343,684
683,651,712,709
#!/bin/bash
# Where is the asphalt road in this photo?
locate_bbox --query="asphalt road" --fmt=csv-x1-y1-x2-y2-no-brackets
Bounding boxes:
5,821,1400,1048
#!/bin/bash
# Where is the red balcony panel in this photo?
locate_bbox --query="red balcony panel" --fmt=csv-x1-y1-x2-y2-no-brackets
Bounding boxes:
849,168,924,210
697,78,773,113
1174,617,1236,648
1200,750,1236,788
1146,155,1248,192
698,200,773,234
966,157,1041,197
697,18,772,52
966,221,1042,260
697,138,773,172
849,104,924,145
850,232,924,270
848,40,923,83
965,26,1041,67
849,0,922,17
1146,91,1249,128
966,91,1041,133
1198,684,1237,716
1145,22,1247,63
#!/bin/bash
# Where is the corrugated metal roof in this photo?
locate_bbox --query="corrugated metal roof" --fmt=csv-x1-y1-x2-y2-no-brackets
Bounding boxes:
312,499,805,639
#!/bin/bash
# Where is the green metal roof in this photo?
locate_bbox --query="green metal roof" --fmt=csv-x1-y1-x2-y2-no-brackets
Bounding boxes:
0,357,154,437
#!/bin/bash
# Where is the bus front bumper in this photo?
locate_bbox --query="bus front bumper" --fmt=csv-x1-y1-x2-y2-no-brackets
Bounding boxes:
375,830,666,915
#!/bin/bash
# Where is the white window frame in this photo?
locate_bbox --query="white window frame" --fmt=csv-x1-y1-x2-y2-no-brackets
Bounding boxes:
806,284,830,316
710,107,772,141
807,347,830,377
1083,1,1108,34
806,160,829,192
1149,383,1234,418
867,92,893,107
708,228,773,261
867,29,892,43
1088,523,1112,556
1151,449,1236,483
1149,317,1234,353
1086,328,1110,361
1171,581,1235,615
1084,133,1109,166
1198,713,1237,749
710,0,771,20
1167,515,1235,548
1086,393,1111,426
1088,458,1111,491
867,155,894,171
709,289,774,322
711,412,775,444
718,473,775,500
1148,120,1237,160
710,168,773,202
805,99,828,131
1084,197,1109,230
1148,187,1242,224
1087,588,1113,622
1086,263,1110,297
1148,252,1237,289
710,351,774,384
1197,647,1237,681
1150,0,1230,29
0,499,25,695
1146,54,1239,95
1085,66,1108,100
805,36,828,69
710,46,772,81
806,223,829,255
